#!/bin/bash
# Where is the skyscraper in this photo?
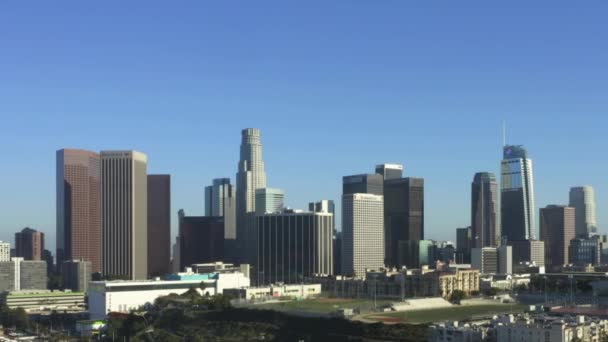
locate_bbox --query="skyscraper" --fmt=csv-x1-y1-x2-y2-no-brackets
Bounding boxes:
56,149,102,272
342,193,384,277
384,177,424,267
15,228,44,261
236,128,267,263
471,172,499,248
375,163,404,181
205,178,237,260
308,200,335,215
456,227,472,263
569,186,597,237
255,188,284,214
147,174,171,277
255,210,333,284
342,174,383,196
501,145,536,242
540,205,575,271
101,151,148,280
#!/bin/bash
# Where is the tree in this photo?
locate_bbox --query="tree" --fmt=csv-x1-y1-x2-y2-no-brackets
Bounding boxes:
449,290,466,304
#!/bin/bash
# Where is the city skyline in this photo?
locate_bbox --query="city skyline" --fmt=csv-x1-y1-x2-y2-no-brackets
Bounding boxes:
2,3,608,251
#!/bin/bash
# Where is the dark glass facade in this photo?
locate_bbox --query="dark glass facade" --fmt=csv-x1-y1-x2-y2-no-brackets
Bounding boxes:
178,213,224,270
255,213,333,285
147,175,171,277
471,172,499,248
342,174,384,196
456,227,472,263
15,227,44,261
375,164,403,181
384,177,424,267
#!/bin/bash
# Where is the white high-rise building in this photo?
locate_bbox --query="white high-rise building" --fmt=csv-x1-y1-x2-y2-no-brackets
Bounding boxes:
101,151,148,280
341,193,384,277
236,128,267,262
0,241,10,262
501,145,536,242
569,186,597,237
255,188,284,214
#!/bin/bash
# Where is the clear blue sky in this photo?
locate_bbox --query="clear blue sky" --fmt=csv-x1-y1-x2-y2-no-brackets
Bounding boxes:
1,2,607,252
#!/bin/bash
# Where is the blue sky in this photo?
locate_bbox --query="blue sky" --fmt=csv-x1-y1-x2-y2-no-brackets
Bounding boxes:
1,2,607,252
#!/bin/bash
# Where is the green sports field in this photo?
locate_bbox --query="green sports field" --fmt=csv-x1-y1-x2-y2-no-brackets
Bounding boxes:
364,303,527,324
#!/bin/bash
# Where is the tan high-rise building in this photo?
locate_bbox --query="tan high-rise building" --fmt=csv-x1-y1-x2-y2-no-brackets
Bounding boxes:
540,205,575,271
147,174,171,277
101,151,148,280
56,149,102,272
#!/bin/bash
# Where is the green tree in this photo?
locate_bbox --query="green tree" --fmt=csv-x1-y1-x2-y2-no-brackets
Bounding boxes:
449,290,466,304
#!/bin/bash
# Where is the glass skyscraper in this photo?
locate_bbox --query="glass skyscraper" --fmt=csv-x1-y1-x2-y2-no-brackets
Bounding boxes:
471,172,499,248
500,145,536,242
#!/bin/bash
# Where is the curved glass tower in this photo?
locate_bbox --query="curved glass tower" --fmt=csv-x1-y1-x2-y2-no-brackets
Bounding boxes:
500,145,536,242
471,172,499,248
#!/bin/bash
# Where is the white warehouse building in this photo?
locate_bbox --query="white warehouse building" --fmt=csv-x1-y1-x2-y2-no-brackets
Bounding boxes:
89,270,249,319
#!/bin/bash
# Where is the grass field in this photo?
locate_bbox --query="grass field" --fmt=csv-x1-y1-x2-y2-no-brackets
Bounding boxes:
365,303,527,324
251,297,394,313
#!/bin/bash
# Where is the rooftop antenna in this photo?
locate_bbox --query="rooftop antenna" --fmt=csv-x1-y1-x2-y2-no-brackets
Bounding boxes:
502,120,506,147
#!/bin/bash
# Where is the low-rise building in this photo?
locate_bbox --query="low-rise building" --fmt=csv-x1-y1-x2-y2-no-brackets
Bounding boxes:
308,268,479,300
495,314,608,342
429,321,489,342
0,290,85,313
89,269,250,319
223,283,322,301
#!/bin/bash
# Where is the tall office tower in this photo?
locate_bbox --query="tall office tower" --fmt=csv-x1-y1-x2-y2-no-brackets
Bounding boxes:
236,128,267,263
384,177,424,266
342,193,384,277
342,174,383,196
375,163,404,181
540,205,575,271
569,186,598,237
255,210,334,284
0,241,10,262
497,245,513,275
456,227,472,263
147,175,171,277
204,178,237,261
15,228,45,261
255,188,285,214
101,151,148,280
178,209,224,270
501,145,536,242
334,231,342,275
62,259,92,293
471,172,499,248
56,149,102,272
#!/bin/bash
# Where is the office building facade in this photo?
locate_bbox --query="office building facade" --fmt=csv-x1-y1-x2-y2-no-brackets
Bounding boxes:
343,174,383,196
255,188,284,214
101,150,148,280
342,193,384,277
375,163,404,181
178,210,224,270
0,258,47,292
236,128,267,263
147,174,171,277
62,259,92,293
456,227,472,263
384,177,424,267
501,145,536,242
471,172,499,248
569,237,602,266
15,227,45,261
255,211,333,284
540,205,575,271
56,149,102,272
511,240,545,267
0,241,11,262
569,186,598,237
